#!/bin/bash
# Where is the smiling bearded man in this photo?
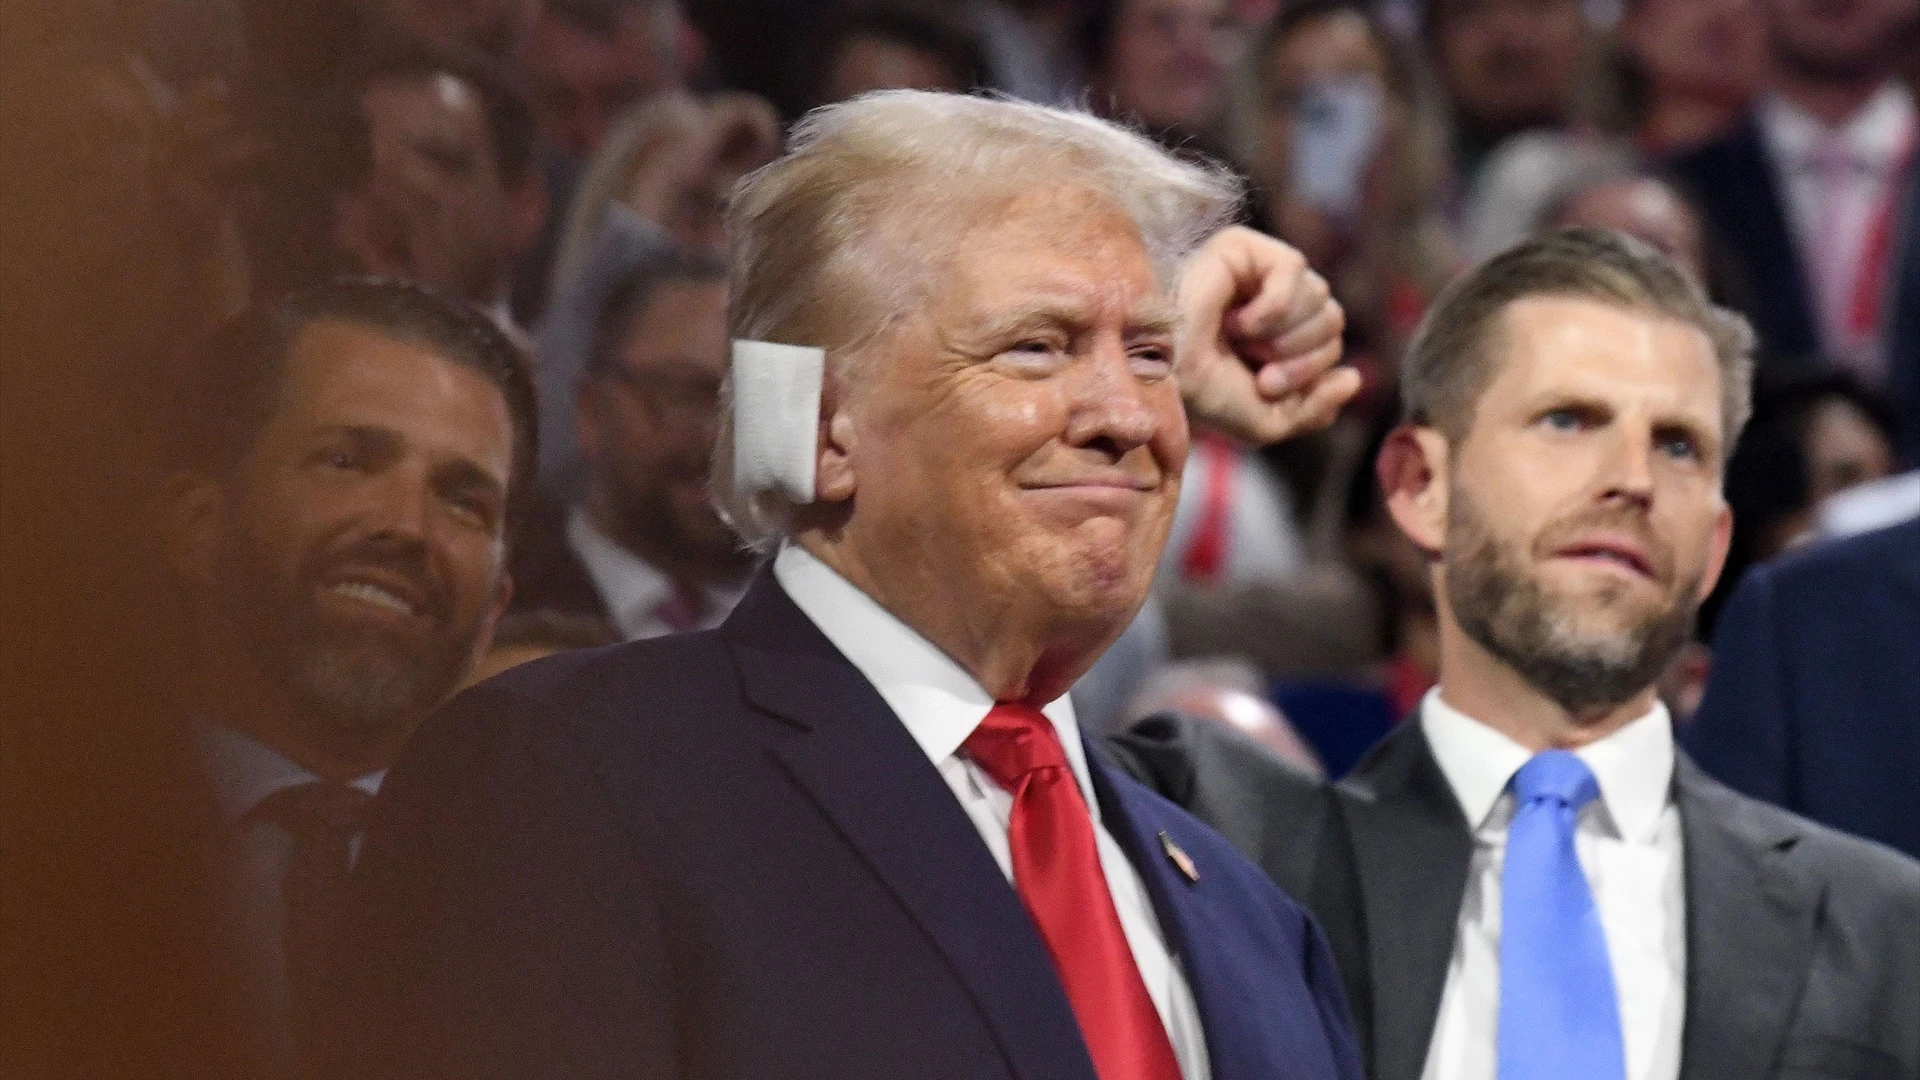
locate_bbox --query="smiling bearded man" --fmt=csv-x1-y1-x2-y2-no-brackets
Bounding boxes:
344,90,1365,1080
164,278,533,1080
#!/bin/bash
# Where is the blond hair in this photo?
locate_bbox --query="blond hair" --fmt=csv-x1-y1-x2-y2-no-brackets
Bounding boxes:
714,90,1243,547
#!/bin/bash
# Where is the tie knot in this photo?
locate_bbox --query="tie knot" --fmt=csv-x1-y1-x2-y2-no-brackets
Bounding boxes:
963,702,1069,790
1510,750,1601,811
251,779,375,840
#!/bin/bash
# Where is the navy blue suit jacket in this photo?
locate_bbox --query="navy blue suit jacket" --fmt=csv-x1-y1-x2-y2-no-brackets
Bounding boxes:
1686,516,1920,859
343,571,1362,1080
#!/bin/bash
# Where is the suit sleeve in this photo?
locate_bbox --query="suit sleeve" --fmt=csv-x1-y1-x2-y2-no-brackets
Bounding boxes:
1686,565,1796,810
341,684,678,1080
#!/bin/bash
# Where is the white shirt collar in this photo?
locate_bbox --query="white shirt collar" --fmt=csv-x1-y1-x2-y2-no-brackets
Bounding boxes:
1761,80,1917,167
195,723,384,825
567,507,675,637
1420,687,1674,845
566,507,743,639
772,544,1099,809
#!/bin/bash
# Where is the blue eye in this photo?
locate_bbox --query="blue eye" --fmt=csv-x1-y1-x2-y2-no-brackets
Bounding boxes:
1657,433,1701,461
1541,409,1582,431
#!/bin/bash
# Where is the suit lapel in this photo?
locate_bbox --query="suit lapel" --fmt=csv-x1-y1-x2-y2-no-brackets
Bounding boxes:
1674,756,1822,1080
1087,743,1346,1080
721,572,1098,1080
1335,723,1474,1080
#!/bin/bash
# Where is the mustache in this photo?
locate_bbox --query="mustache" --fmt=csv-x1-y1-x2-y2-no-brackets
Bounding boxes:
1532,507,1677,584
306,534,450,624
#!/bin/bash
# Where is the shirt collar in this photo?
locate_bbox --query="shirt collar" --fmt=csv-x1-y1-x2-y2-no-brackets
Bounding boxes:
1762,80,1917,166
772,544,1099,810
195,723,384,825
1419,687,1674,844
566,506,679,638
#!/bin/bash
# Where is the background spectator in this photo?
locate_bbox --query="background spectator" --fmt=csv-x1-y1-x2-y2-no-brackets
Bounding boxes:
1543,170,1710,284
536,90,778,493
808,1,989,105
1235,0,1458,373
525,0,687,162
161,278,535,1080
1425,0,1593,187
337,45,549,323
512,248,753,638
1608,0,1767,154
1667,0,1920,430
1088,0,1247,146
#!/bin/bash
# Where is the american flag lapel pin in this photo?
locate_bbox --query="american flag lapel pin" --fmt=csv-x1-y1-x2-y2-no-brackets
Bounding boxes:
1159,830,1199,883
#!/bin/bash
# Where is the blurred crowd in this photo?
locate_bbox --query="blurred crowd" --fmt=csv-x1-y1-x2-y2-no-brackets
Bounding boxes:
6,0,1920,1073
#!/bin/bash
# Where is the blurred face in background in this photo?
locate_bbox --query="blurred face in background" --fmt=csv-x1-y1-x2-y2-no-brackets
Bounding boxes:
1764,0,1916,81
576,280,743,580
1800,394,1894,501
824,34,971,102
182,321,514,760
1251,8,1393,264
528,2,683,159
349,71,547,306
1100,0,1246,134
1430,0,1587,138
1550,179,1708,285
1622,0,1766,108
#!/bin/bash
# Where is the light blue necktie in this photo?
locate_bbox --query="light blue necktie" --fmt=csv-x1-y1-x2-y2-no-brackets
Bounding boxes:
1497,750,1625,1080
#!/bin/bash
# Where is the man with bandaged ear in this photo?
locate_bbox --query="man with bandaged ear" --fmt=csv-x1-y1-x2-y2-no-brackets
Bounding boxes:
344,90,1363,1080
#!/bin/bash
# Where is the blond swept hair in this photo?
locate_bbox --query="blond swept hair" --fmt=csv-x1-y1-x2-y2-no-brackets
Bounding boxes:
714,90,1244,548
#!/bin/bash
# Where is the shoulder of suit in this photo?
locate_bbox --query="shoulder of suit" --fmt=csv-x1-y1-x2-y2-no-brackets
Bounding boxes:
1104,759,1321,923
1684,764,1920,909
1758,516,1920,591
406,633,737,779
1106,712,1327,810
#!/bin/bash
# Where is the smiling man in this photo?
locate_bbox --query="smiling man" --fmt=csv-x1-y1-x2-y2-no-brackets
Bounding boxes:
163,278,535,1080
1112,229,1920,1080
346,91,1362,1080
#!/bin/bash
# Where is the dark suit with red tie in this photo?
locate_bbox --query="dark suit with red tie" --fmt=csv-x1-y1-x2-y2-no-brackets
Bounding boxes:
340,570,1362,1080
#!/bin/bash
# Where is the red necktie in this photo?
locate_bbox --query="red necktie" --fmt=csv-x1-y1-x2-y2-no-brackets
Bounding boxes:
963,703,1184,1080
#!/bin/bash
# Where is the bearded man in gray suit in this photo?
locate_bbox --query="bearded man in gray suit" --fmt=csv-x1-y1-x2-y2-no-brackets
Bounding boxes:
1114,229,1920,1080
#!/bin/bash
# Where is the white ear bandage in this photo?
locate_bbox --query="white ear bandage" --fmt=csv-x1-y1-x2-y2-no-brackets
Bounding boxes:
730,340,825,505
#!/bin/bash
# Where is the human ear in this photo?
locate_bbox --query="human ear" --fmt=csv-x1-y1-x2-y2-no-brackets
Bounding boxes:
1379,424,1450,556
1698,501,1734,600
815,408,857,503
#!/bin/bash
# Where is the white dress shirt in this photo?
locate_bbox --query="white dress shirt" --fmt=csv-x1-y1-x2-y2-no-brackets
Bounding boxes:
774,545,1212,1080
566,507,743,640
1759,81,1917,379
1419,690,1686,1080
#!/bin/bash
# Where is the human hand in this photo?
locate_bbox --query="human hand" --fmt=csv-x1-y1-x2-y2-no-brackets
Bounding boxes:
1177,226,1361,445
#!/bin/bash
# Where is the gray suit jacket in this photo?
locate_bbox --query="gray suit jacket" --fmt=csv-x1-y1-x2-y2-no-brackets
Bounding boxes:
1109,715,1920,1080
